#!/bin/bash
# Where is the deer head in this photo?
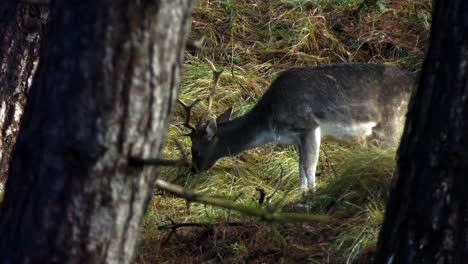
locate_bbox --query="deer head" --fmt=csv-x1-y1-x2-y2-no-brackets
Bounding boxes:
178,61,231,171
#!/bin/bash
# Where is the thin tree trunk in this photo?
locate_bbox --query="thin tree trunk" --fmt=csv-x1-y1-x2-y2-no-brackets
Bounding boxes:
0,0,194,262
375,0,468,263
0,0,48,182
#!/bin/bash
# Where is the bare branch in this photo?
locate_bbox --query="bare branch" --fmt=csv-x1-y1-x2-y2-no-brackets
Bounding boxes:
154,179,330,223
158,218,247,244
19,0,49,5
158,221,245,231
128,140,190,167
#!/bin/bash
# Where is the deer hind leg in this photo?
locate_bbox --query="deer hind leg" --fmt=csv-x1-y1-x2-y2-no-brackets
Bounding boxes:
299,127,321,191
371,113,401,148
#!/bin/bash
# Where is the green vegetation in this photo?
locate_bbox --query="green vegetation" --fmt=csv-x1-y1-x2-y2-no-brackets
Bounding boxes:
136,0,431,263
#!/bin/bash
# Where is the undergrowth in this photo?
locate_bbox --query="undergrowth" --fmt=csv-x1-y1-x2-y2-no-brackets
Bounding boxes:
136,0,431,263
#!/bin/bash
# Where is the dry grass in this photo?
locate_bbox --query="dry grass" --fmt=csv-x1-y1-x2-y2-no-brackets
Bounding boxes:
135,0,431,263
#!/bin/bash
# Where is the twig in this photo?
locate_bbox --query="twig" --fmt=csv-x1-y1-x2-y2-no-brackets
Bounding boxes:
266,165,285,204
128,140,191,168
159,219,247,244
154,179,330,223
227,192,243,223
166,216,176,225
158,221,246,231
320,144,337,176
20,0,49,4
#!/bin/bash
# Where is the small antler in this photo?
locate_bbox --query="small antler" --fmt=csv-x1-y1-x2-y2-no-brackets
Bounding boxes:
200,59,224,125
177,98,203,132
178,59,223,132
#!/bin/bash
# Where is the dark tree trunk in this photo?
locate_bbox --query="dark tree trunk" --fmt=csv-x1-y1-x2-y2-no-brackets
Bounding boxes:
0,0,194,262
375,1,468,263
0,0,49,182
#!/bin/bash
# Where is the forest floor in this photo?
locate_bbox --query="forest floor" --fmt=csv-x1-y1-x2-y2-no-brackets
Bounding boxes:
135,1,431,263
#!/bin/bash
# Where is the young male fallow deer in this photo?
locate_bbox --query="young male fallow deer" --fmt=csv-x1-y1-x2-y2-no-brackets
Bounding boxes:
179,64,414,191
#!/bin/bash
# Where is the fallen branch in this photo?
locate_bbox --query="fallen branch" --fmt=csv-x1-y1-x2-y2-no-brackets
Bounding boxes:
158,216,247,245
158,221,246,231
20,0,49,4
155,179,330,223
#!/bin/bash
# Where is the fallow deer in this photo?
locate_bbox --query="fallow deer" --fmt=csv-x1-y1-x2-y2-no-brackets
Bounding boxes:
179,63,414,191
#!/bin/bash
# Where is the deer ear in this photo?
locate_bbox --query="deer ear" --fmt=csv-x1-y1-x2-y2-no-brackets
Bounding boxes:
216,107,233,124
205,119,217,140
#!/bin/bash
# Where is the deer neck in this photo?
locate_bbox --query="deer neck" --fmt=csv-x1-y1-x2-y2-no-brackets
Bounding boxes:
213,112,272,158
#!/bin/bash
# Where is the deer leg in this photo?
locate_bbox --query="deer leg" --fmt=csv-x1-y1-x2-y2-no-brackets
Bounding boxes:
299,127,321,191
372,116,400,148
369,103,404,147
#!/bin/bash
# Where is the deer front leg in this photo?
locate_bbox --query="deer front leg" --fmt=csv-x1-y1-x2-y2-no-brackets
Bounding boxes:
299,127,321,191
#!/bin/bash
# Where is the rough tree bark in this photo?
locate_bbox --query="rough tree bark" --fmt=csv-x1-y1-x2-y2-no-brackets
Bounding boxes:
0,0,194,262
0,0,49,182
375,1,468,263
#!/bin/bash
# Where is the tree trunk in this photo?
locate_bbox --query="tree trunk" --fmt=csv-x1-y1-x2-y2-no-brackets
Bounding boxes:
0,0,194,262
375,0,468,263
0,0,49,182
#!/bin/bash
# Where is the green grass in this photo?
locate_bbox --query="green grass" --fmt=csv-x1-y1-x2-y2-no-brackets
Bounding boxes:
135,0,431,263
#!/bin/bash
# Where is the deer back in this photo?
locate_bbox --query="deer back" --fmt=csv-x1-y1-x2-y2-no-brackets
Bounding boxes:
247,64,414,132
